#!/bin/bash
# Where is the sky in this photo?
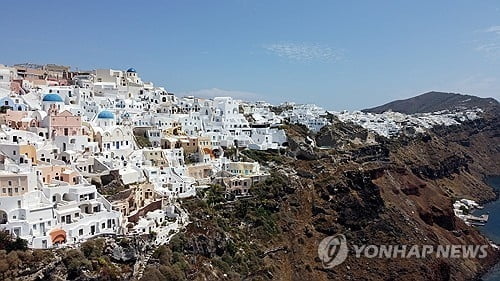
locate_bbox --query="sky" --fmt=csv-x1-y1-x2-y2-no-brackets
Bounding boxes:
0,0,499,110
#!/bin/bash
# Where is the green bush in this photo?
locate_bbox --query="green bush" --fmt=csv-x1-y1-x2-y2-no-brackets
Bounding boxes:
161,263,186,281
63,249,92,279
169,234,185,253
153,245,172,265
118,238,131,248
206,184,227,206
140,266,164,281
0,231,28,252
81,238,105,259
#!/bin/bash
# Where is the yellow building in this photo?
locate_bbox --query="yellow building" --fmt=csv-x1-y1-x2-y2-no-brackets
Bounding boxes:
19,144,37,165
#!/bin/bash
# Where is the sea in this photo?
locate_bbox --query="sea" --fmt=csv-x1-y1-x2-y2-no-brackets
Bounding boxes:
474,176,500,281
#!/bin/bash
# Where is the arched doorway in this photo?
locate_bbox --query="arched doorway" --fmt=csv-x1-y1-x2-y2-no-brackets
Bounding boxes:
52,193,62,203
0,210,7,224
62,193,71,201
49,229,66,245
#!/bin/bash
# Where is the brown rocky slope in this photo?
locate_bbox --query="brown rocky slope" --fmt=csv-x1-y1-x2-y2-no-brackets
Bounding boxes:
142,111,500,281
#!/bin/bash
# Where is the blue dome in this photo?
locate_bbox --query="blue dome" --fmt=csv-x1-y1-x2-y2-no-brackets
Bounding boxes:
97,110,114,119
126,68,136,73
42,94,63,102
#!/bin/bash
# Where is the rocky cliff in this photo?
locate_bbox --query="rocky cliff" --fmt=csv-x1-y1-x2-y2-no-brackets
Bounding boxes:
6,110,498,281
141,111,500,281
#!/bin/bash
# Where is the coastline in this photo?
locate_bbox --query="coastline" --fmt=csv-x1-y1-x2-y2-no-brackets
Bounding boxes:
474,175,500,280
479,176,500,205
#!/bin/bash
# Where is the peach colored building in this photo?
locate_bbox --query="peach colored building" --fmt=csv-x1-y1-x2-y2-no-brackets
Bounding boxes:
187,164,213,179
10,80,22,94
1,110,35,130
48,110,83,137
111,183,156,217
38,165,80,185
161,136,201,154
180,136,198,154
0,173,30,197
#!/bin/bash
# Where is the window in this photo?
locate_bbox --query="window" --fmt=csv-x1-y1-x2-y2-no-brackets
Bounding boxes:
8,181,11,186
79,229,83,235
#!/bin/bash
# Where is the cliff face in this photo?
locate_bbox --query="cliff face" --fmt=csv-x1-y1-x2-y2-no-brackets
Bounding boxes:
277,116,499,281
144,113,500,281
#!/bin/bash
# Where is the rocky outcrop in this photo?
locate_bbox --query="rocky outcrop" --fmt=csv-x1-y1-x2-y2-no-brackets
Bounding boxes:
184,232,230,258
106,240,138,263
418,205,456,231
411,155,471,180
315,120,381,149
285,124,319,160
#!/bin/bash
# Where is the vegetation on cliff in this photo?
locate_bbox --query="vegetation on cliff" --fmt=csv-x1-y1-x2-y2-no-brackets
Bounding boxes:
1,107,498,281
140,113,500,281
141,176,288,280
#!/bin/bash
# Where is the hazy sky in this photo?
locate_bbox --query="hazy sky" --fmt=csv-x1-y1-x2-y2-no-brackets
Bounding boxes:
1,0,499,110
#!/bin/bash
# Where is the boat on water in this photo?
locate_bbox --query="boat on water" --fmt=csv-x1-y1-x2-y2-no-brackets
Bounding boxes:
462,213,489,227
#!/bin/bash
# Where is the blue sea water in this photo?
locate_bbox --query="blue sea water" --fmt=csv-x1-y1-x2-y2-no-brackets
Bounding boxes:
475,176,500,281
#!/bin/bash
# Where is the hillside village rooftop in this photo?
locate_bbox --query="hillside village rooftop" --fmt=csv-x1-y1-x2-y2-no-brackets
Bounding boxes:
0,63,488,248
